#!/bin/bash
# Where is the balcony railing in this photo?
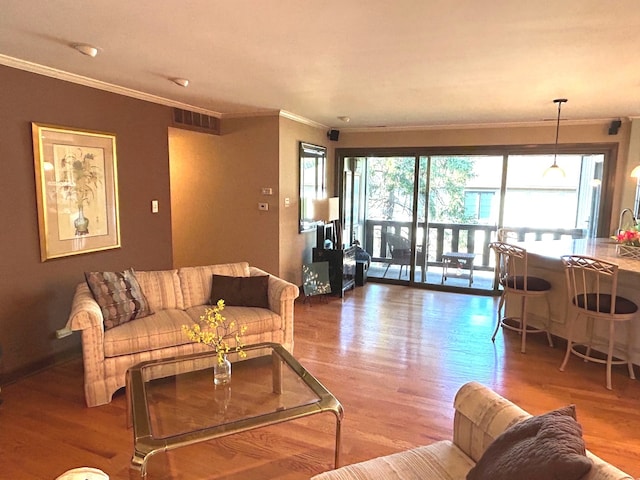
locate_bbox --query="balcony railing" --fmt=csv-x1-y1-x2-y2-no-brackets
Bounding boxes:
364,220,584,271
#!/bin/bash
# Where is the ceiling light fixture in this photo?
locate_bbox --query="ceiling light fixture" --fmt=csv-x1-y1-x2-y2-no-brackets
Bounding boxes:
73,44,99,58
337,116,351,123
543,98,568,179
171,78,189,88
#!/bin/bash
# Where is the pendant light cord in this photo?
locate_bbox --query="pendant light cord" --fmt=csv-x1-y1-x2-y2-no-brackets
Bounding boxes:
553,98,568,166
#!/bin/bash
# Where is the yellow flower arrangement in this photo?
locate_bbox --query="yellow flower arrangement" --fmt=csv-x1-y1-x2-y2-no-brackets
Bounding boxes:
182,299,248,365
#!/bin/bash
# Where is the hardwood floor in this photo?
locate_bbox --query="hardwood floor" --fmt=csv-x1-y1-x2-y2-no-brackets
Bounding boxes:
2,284,639,479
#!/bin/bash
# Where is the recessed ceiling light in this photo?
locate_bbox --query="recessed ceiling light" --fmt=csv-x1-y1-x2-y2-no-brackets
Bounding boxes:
72,44,99,58
171,78,189,87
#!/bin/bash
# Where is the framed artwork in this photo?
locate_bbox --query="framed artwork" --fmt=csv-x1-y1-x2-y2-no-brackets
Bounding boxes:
32,123,121,261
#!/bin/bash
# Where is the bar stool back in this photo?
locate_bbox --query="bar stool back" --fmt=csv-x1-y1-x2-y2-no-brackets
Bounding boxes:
489,241,554,353
560,254,637,389
496,227,519,242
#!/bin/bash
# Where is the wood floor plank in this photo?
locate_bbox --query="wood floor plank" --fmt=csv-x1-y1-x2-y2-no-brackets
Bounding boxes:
1,283,639,478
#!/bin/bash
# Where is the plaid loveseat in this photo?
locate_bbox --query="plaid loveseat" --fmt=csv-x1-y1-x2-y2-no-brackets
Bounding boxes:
66,262,299,407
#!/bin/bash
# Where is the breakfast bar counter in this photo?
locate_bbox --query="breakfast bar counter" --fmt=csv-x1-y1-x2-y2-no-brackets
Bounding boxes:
510,237,640,366
517,237,640,273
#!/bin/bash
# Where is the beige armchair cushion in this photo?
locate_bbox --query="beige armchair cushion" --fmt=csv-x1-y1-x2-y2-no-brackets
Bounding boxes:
312,441,474,480
104,309,192,357
135,269,184,311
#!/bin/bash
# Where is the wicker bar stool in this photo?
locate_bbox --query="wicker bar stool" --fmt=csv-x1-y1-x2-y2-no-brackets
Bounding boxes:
489,241,554,353
560,255,637,390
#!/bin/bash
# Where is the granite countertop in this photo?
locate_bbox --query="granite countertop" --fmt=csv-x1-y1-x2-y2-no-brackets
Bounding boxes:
516,237,640,273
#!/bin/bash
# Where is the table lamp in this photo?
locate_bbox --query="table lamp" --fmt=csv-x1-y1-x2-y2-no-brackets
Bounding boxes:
313,197,340,249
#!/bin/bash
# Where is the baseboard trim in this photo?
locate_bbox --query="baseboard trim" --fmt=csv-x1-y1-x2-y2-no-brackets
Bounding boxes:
0,346,81,387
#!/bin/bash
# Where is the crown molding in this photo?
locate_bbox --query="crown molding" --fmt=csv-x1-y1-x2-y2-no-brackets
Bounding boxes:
0,54,330,127
0,54,630,132
220,110,280,119
340,117,624,133
223,109,327,129
0,54,223,118
278,110,327,129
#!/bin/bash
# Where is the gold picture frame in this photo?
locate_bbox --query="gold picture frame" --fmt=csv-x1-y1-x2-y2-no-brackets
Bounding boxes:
32,123,121,261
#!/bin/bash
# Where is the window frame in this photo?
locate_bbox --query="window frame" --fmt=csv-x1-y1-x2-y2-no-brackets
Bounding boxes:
299,142,327,233
336,142,618,239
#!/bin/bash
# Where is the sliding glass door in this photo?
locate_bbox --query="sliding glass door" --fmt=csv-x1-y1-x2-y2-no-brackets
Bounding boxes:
503,154,603,239
359,156,419,280
420,155,504,289
339,146,612,293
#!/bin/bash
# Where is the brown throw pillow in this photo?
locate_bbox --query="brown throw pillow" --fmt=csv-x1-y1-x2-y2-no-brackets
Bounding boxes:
466,405,592,480
211,274,270,308
85,268,153,330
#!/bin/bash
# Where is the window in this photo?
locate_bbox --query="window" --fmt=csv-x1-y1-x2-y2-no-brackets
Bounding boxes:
337,144,616,290
464,191,495,222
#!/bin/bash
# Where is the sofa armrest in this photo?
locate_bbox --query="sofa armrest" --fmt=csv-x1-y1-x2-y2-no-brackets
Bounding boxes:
452,381,529,463
249,267,299,313
67,283,105,332
66,283,109,406
452,382,635,479
250,267,299,352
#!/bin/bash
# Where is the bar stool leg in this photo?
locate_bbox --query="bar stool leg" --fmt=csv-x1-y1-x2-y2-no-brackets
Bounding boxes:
544,296,554,347
606,320,615,390
628,321,636,380
585,317,595,362
520,296,527,354
560,313,577,372
491,292,506,342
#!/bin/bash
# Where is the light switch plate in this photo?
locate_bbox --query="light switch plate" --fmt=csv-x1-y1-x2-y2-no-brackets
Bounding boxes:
151,200,159,213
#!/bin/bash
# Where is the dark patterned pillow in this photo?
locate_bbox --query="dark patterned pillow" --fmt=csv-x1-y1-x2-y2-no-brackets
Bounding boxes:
467,405,593,480
85,268,153,330
211,274,270,308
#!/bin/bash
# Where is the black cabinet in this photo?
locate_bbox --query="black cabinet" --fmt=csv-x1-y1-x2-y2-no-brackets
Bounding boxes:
312,247,356,297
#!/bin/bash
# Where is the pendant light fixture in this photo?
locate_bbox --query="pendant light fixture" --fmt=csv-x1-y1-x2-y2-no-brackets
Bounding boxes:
543,98,568,178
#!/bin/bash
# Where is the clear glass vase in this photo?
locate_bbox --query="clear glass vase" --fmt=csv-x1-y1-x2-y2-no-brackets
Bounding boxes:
213,354,232,386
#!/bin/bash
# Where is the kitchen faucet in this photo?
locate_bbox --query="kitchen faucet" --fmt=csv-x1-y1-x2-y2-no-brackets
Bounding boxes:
618,208,637,235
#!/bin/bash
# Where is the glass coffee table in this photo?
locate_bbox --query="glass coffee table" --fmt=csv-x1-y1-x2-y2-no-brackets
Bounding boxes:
126,342,343,477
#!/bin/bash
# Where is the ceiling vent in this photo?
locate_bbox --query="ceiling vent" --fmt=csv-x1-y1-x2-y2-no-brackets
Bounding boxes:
172,108,220,135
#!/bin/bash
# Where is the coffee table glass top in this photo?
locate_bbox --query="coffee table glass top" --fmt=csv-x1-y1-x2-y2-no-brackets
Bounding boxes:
127,342,343,475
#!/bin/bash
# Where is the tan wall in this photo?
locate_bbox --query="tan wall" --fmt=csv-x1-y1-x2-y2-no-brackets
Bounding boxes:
338,121,633,234
169,117,331,286
278,118,334,285
169,127,222,267
169,116,281,274
0,65,174,379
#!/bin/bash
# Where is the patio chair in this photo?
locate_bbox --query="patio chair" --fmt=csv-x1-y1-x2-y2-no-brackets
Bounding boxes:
382,233,426,280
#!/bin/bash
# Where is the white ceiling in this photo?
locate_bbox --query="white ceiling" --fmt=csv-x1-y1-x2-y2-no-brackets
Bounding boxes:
2,1,640,129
